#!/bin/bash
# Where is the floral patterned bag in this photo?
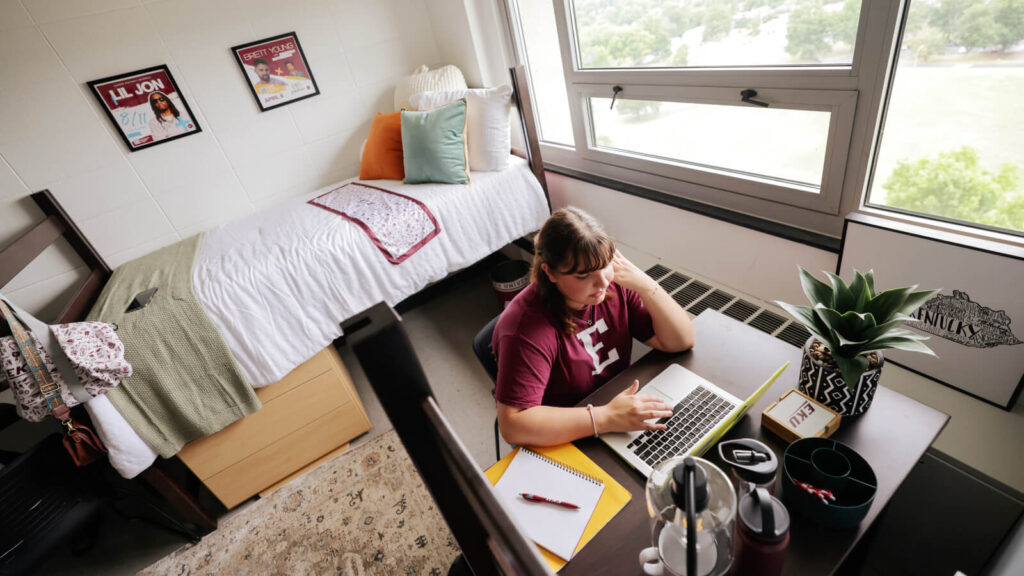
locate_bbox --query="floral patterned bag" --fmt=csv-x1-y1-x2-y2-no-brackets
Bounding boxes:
0,300,132,423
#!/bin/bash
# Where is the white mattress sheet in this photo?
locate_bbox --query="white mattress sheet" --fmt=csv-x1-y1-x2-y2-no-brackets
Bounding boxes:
90,157,548,478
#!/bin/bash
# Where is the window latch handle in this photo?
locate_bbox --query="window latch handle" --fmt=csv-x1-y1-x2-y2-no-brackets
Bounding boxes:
610,85,623,110
741,89,769,107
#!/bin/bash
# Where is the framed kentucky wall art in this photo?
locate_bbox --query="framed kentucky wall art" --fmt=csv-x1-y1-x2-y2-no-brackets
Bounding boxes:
232,32,320,111
837,212,1024,409
87,65,201,151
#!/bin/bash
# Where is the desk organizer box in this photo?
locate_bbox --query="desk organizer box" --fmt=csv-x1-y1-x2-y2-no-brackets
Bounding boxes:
782,437,877,528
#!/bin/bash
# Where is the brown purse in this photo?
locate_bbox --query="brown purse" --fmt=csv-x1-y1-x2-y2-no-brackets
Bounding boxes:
0,299,107,466
61,416,106,466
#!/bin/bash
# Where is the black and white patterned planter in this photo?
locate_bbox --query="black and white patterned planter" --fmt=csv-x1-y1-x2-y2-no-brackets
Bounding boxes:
798,337,884,417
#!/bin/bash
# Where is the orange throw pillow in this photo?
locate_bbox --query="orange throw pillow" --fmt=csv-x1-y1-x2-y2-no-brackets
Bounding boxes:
359,112,404,180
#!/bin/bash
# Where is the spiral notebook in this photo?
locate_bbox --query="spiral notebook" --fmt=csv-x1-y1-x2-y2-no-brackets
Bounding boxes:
492,447,606,561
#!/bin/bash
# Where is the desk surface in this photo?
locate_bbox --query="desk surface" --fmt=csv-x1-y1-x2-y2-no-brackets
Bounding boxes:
565,309,948,576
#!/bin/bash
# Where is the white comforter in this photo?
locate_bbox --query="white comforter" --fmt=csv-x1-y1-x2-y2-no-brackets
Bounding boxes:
86,157,548,478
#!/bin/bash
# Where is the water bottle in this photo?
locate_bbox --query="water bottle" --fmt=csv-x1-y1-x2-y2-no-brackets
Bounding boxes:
732,487,789,576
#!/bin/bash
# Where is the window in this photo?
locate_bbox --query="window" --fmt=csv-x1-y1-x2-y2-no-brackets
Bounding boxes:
572,0,862,68
508,0,1024,242
506,0,880,236
866,0,1024,236
581,85,856,210
513,0,573,146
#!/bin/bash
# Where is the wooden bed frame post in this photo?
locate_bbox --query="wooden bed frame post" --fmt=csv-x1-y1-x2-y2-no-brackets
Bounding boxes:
27,190,112,324
510,65,550,212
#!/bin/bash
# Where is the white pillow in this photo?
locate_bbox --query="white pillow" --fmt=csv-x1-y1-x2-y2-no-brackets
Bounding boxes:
393,64,467,111
410,85,512,172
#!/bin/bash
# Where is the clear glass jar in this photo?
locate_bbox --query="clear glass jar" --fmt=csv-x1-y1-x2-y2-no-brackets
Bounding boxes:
643,456,737,576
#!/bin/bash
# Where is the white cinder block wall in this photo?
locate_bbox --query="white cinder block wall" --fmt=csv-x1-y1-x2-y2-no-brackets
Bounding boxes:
0,0,444,318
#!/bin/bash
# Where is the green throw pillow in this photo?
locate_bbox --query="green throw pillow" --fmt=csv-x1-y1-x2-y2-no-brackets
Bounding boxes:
401,99,469,185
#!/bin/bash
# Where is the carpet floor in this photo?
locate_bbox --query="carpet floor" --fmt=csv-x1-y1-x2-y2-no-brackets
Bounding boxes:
138,430,460,576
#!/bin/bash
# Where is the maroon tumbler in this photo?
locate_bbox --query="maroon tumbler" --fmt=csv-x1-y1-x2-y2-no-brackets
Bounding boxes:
732,487,790,576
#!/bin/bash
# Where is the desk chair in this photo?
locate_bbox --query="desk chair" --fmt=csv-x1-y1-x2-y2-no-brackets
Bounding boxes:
472,314,502,461
340,303,549,576
0,404,103,576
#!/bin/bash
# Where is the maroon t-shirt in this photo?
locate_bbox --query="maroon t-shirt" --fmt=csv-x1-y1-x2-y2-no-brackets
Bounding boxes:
493,282,655,408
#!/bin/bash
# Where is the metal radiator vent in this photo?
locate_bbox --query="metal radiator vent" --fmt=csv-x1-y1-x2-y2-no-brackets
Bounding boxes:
644,264,811,349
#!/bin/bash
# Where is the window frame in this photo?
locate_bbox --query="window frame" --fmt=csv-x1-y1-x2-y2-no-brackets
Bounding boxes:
574,83,857,214
505,0,904,240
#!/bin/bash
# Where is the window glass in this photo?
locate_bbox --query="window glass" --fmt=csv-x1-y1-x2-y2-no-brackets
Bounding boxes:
590,97,831,187
867,0,1024,234
573,0,862,68
514,0,574,145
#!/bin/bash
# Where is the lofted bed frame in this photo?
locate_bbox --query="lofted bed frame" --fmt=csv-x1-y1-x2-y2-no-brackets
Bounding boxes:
0,66,548,535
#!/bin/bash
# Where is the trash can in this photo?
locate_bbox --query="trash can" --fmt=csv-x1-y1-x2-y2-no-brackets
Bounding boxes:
490,260,531,310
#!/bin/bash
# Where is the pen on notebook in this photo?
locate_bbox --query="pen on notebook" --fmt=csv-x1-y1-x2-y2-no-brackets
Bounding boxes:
520,493,580,510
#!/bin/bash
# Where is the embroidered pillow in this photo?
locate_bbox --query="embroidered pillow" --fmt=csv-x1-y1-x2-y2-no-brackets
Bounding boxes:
410,85,512,172
401,99,469,185
359,112,404,180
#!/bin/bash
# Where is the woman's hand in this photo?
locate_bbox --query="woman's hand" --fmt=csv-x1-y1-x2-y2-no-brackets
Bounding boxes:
593,380,673,433
611,250,655,295
612,250,696,354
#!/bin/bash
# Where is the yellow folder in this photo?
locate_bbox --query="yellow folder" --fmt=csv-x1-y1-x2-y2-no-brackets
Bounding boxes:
485,443,632,572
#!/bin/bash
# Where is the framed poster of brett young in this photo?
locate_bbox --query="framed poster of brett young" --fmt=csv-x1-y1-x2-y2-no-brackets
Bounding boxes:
231,32,319,112
87,65,201,151
838,213,1024,409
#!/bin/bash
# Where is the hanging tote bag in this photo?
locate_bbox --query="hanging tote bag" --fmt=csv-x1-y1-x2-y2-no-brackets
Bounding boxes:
0,296,131,465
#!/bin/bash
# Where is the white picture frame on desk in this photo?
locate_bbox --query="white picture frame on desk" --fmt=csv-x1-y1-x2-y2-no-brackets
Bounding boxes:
837,213,1024,409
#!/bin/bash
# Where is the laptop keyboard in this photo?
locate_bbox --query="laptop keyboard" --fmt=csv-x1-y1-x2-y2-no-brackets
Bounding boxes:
626,386,736,468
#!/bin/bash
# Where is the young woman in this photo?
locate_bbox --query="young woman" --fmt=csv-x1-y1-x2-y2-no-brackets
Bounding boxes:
493,207,695,447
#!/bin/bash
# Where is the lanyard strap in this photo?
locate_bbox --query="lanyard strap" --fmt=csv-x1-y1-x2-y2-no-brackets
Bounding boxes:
0,299,71,422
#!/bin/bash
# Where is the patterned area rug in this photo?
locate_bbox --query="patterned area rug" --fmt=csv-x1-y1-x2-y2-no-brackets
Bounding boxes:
139,430,460,575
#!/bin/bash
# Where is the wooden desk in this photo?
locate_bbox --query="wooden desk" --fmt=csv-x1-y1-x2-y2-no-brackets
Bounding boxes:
566,310,948,576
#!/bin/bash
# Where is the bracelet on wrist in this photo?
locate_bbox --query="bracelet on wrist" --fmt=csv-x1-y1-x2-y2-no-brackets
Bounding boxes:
586,404,599,437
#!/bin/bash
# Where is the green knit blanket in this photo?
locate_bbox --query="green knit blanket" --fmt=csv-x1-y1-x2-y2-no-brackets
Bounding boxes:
87,234,260,458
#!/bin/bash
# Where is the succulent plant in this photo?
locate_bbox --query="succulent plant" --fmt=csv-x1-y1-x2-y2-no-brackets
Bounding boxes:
776,267,940,390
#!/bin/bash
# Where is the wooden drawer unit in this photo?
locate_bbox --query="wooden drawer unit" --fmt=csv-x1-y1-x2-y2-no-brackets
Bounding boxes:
177,345,371,509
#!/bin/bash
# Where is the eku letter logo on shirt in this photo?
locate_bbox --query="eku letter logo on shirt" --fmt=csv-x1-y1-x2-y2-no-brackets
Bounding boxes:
576,318,619,375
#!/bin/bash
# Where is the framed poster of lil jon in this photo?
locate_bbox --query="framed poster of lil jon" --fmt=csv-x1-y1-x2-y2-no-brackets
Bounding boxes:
87,64,201,151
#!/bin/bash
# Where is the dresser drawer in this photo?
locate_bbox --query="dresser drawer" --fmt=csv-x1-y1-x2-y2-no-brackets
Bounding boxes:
176,345,371,508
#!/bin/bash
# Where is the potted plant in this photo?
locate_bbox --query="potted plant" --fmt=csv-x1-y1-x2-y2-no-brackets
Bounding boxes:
776,268,939,416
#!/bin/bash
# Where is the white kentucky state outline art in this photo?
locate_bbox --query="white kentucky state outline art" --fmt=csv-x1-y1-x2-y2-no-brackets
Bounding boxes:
576,317,619,375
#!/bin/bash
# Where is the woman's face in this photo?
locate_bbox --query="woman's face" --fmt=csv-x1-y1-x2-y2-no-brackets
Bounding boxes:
543,259,614,310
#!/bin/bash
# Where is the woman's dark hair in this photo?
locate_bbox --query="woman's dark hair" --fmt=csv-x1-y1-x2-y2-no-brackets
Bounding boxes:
532,206,616,335
149,91,181,122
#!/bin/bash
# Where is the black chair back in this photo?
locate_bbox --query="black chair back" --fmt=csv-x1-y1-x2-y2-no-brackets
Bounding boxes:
472,315,501,383
339,303,550,576
473,314,503,460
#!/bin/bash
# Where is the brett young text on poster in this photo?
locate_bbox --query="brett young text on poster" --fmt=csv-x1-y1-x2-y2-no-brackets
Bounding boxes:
241,41,298,61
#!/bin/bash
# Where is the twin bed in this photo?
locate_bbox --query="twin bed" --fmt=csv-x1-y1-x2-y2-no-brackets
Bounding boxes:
89,155,547,479
0,67,549,527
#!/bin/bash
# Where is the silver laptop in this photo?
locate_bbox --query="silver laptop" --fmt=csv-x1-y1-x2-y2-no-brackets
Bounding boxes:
601,362,787,477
